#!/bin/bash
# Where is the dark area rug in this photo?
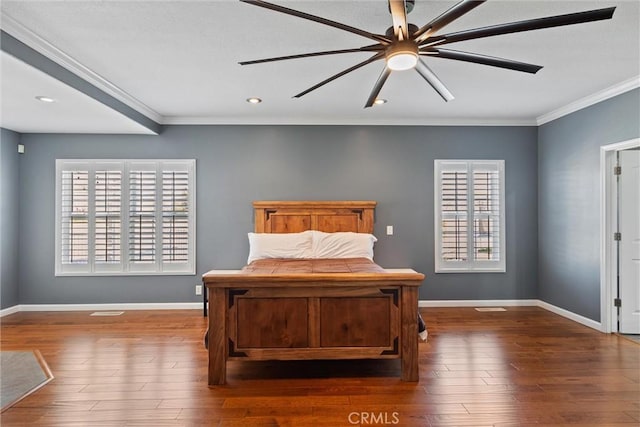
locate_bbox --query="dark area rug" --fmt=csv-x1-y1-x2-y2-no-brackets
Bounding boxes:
1,350,53,411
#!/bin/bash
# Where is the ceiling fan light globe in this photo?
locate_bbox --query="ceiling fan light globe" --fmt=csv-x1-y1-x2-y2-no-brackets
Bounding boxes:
387,52,418,71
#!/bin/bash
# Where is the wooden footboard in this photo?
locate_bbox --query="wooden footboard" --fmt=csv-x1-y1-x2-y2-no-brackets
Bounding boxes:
204,271,422,385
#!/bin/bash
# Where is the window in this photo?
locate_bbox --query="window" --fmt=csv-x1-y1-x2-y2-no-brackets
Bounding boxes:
434,160,505,272
56,159,196,275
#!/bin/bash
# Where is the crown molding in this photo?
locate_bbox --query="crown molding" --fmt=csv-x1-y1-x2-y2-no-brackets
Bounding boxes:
537,76,640,126
0,13,163,124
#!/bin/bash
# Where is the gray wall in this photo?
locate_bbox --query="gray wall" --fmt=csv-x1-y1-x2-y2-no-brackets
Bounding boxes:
1,129,21,309
18,125,538,304
538,88,640,322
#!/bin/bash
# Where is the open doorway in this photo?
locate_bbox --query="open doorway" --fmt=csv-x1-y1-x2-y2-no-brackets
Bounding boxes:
600,138,640,335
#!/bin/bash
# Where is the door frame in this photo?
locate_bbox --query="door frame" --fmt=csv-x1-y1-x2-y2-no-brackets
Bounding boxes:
600,137,640,333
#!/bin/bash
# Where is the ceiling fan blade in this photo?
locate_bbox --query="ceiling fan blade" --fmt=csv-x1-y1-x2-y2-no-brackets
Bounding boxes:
365,67,392,108
294,52,385,98
414,0,486,42
240,0,391,44
239,45,384,65
388,0,409,39
423,48,542,74
415,58,454,102
425,6,616,46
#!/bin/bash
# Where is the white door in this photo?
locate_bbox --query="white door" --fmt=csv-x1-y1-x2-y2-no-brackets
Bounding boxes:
619,150,640,334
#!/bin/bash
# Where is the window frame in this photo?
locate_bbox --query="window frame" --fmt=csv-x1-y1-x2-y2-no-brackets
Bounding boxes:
434,159,506,273
55,159,196,276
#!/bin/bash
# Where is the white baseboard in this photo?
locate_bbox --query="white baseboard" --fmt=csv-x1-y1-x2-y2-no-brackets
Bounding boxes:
419,299,538,307
2,300,603,332
0,305,21,317
536,300,602,332
1,302,201,316
419,299,602,332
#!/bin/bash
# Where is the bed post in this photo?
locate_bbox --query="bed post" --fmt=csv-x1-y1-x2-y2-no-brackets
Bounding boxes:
208,287,227,386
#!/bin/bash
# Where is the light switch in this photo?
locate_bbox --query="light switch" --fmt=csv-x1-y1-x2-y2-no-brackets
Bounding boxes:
386,225,393,235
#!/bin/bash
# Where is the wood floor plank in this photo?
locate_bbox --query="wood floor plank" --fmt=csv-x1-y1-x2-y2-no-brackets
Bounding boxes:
625,410,640,422
558,410,638,424
175,407,247,420
222,396,350,408
92,399,162,411
37,408,181,422
157,398,226,409
1,307,638,426
312,403,468,417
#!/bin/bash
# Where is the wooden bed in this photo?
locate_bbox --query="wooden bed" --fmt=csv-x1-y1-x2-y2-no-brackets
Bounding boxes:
203,201,425,385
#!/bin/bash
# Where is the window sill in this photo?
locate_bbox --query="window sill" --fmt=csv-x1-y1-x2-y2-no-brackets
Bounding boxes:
435,268,506,274
54,271,196,277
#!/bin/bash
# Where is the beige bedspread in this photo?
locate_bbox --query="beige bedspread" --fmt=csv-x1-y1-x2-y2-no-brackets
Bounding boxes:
241,258,387,274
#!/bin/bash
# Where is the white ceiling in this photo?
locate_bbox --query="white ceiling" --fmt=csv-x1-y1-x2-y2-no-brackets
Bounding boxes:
0,51,154,134
1,0,639,133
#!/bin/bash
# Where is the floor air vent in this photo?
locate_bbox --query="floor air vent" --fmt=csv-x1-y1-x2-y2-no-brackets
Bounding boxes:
475,307,507,312
90,311,124,316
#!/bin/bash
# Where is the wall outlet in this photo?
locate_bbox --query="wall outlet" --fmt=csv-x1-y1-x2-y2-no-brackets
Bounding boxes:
386,225,394,236
195,285,202,296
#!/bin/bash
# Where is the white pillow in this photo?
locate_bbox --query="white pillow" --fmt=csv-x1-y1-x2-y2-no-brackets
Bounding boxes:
247,231,313,264
311,231,377,260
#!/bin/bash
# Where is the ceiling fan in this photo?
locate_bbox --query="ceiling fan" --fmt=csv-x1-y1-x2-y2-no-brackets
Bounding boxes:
239,0,616,108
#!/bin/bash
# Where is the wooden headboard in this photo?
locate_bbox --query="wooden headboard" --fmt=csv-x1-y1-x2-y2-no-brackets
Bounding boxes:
253,201,376,234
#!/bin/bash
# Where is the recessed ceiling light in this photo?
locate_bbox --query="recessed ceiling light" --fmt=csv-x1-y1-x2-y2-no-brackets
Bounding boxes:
35,96,55,103
373,99,387,105
246,97,262,104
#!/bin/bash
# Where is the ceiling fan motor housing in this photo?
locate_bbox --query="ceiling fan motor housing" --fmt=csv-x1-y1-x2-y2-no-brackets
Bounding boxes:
385,40,419,71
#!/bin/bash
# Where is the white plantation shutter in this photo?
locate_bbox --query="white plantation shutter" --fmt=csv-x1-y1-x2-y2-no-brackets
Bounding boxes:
162,170,190,263
95,166,122,271
59,167,90,273
128,167,157,270
56,159,195,275
473,169,501,262
435,160,505,272
441,169,468,262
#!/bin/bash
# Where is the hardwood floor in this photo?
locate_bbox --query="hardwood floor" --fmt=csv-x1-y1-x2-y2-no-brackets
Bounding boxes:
1,307,638,426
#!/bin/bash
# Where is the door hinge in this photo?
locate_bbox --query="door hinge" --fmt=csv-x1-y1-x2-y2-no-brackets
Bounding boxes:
614,298,622,308
614,165,622,175
614,232,622,241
